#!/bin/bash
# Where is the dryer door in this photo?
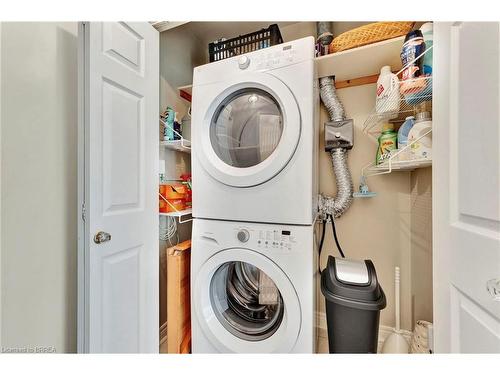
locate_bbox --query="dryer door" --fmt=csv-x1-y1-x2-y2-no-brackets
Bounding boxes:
193,248,301,353
195,72,301,187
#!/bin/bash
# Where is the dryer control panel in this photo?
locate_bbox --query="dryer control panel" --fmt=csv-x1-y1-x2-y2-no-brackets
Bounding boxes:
234,225,298,252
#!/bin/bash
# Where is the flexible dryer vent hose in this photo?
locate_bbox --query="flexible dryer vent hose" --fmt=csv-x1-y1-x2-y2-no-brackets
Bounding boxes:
318,76,354,219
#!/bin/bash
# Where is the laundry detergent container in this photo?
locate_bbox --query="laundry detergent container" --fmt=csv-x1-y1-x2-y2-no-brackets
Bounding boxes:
321,256,386,353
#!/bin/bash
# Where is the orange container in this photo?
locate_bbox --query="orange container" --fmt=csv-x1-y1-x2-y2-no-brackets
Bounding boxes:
159,196,186,213
160,184,186,200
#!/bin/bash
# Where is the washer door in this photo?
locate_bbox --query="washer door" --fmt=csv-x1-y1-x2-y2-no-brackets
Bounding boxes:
197,72,301,187
193,248,301,353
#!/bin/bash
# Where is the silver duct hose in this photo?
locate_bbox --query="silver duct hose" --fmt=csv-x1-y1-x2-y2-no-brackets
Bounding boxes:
319,76,354,219
320,76,346,122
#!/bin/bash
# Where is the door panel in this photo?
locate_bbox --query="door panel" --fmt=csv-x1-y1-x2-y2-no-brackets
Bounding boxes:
102,78,144,214
434,22,500,353
79,22,158,353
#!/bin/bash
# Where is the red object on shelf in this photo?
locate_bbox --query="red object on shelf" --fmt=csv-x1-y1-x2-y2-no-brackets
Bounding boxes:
180,174,192,208
179,89,192,103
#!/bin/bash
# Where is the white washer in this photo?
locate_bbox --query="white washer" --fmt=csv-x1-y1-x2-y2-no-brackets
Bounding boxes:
191,37,319,225
191,218,316,353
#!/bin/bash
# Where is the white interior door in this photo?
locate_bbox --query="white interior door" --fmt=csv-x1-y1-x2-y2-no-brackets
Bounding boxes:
434,22,500,353
78,22,159,353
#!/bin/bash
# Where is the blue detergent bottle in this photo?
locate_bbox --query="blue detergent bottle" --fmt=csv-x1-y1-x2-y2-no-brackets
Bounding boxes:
397,116,415,148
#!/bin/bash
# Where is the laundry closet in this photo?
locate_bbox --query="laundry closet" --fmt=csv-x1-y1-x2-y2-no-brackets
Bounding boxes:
77,21,500,354
156,21,434,353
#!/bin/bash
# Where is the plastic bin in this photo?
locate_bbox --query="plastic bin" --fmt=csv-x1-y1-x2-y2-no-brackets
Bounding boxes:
208,24,283,62
321,256,386,353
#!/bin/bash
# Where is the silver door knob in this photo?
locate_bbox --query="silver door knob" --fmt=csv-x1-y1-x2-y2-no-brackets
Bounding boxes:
94,231,111,244
486,279,500,301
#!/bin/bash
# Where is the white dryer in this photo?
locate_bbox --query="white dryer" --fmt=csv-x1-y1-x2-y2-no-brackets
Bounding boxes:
191,37,318,225
191,218,316,353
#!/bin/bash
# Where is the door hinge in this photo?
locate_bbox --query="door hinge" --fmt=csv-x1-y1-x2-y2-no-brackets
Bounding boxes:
81,202,87,222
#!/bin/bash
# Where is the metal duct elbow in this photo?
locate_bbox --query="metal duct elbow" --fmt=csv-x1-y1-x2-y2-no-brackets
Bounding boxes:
319,149,354,219
319,76,354,219
316,22,334,46
320,77,346,122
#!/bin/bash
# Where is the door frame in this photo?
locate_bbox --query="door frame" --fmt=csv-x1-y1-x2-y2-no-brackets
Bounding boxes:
77,21,89,353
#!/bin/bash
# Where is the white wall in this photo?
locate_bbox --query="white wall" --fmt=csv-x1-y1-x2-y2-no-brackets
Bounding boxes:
158,27,205,331
0,22,78,353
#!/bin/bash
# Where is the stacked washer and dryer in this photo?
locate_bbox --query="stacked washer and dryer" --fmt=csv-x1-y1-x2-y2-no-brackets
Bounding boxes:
190,37,319,353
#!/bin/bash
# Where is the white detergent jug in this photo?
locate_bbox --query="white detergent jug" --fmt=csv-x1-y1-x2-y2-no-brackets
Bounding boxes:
376,65,400,118
408,111,432,159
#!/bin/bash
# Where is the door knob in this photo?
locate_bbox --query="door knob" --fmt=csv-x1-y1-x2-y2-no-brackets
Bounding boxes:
486,278,500,301
94,231,111,244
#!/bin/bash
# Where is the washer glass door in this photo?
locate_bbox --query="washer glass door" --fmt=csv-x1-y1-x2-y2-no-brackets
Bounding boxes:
193,248,301,353
210,261,284,341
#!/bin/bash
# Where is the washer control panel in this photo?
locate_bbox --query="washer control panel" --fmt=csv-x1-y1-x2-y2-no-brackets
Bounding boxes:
234,225,297,252
253,44,299,71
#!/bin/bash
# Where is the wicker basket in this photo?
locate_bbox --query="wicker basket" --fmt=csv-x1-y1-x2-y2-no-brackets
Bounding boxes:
329,22,415,53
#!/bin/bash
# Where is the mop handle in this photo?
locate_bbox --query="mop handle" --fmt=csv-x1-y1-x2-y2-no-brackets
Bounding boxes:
395,266,401,332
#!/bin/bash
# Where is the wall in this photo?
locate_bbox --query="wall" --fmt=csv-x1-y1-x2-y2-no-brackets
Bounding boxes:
410,168,433,325
158,27,205,333
317,84,414,331
0,22,78,353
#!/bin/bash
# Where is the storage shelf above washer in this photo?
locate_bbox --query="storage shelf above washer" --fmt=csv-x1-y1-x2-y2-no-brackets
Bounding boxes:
315,36,404,82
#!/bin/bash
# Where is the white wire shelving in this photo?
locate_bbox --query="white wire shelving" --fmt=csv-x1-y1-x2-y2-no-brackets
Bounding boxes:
360,45,433,179
159,118,191,153
362,45,433,140
361,127,432,178
159,190,192,224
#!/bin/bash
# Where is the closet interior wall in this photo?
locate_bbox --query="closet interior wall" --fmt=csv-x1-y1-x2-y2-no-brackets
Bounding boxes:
159,27,205,332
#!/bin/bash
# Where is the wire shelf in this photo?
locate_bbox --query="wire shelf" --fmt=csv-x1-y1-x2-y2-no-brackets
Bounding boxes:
363,45,433,139
361,127,432,177
159,118,191,153
159,192,193,224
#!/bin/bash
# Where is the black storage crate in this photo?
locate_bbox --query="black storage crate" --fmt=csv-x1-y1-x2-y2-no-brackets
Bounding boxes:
208,24,283,62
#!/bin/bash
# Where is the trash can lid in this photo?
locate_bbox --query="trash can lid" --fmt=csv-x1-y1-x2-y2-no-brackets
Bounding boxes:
321,256,386,310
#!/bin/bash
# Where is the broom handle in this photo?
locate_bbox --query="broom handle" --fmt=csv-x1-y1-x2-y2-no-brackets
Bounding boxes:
395,266,401,331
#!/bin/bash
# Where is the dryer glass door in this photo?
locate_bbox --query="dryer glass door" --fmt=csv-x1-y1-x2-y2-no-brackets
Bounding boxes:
210,261,284,341
196,73,301,187
210,89,283,168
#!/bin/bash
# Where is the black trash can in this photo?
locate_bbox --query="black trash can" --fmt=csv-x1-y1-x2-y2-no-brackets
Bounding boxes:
321,256,386,353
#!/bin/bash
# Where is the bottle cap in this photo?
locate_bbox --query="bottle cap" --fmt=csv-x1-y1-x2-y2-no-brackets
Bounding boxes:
382,123,394,132
420,22,433,34
380,65,392,75
404,29,423,43
415,111,432,122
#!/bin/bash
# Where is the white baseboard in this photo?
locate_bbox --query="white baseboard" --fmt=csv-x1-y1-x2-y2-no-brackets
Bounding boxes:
315,311,412,349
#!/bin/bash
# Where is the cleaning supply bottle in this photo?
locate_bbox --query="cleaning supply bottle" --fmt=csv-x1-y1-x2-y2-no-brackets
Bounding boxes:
408,111,432,159
420,22,433,76
375,65,400,118
163,107,175,141
376,123,398,165
397,116,415,148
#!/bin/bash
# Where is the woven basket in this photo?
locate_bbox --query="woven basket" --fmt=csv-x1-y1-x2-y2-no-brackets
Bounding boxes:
329,22,415,53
